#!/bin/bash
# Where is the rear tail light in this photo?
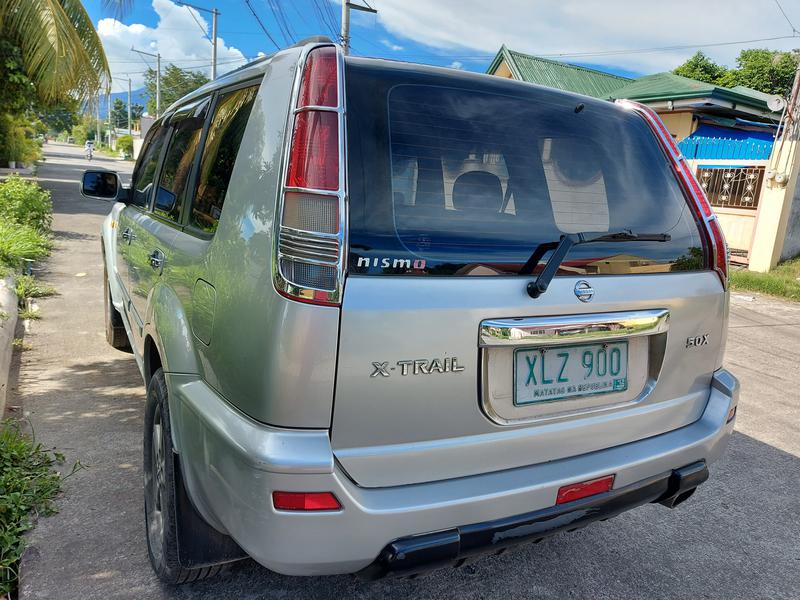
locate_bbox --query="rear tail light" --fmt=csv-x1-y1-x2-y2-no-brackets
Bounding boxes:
275,45,344,306
556,474,615,505
615,99,728,289
272,491,341,511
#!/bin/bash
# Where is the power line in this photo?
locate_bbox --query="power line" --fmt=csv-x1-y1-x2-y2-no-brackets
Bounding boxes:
363,33,800,62
773,0,799,35
243,0,281,49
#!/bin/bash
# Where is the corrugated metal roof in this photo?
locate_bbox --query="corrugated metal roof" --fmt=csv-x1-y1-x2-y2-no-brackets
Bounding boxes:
607,72,774,112
487,46,632,98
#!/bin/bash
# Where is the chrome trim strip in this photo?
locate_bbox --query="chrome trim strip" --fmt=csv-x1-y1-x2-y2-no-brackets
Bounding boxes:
479,309,670,347
272,42,348,304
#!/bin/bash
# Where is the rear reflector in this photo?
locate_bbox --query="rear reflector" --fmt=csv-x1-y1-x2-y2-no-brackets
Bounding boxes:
272,491,341,511
286,110,339,191
556,475,615,505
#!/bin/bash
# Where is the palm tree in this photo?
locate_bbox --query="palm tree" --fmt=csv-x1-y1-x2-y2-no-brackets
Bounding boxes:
0,0,110,102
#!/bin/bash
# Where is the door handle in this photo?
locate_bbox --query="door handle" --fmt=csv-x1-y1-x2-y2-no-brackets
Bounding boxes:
148,250,165,271
120,227,135,243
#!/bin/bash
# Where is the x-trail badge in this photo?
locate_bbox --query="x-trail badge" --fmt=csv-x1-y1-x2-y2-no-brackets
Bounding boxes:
574,281,594,302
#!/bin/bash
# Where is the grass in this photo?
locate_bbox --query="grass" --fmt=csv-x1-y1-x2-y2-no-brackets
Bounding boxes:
14,275,55,302
18,307,40,321
0,420,69,595
11,338,31,351
0,222,50,269
730,256,800,302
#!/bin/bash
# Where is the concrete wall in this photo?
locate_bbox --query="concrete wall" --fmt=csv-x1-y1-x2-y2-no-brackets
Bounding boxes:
779,175,800,261
658,111,697,141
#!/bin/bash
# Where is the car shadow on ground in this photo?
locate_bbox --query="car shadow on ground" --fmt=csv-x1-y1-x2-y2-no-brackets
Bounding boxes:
20,352,797,600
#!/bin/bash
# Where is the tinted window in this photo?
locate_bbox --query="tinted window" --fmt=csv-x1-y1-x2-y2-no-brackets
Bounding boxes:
346,63,705,276
155,101,209,223
131,124,167,208
190,85,258,233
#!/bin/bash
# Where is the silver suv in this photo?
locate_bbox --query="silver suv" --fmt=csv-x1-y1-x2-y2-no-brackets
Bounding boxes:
81,38,738,583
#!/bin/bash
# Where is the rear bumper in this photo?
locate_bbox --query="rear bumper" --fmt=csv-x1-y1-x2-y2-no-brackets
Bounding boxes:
361,460,708,579
170,368,738,576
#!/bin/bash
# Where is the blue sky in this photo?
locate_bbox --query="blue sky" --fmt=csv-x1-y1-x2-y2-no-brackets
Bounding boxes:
84,0,799,95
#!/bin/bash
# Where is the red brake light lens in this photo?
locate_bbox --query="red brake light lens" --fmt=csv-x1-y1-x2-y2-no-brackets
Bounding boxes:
272,491,341,511
556,475,615,505
297,46,338,108
286,110,339,190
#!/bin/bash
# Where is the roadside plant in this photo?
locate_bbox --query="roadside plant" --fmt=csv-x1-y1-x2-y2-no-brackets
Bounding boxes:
18,307,40,320
0,221,50,268
0,174,52,231
0,420,67,594
14,274,55,303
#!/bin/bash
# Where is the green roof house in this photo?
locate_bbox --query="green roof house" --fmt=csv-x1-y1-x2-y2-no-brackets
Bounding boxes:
486,45,632,99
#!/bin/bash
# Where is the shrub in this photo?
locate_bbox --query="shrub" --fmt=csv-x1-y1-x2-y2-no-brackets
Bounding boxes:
117,134,133,157
0,174,52,231
0,221,51,268
71,124,89,145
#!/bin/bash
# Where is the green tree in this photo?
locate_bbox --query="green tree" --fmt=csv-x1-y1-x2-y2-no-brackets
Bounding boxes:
37,99,80,135
673,51,729,85
144,65,209,115
0,0,110,103
110,98,144,129
722,49,799,97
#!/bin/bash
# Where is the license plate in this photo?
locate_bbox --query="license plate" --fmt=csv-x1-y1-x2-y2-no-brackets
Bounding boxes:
514,341,628,405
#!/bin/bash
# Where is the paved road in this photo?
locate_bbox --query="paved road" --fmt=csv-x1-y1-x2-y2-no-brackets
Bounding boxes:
16,142,800,599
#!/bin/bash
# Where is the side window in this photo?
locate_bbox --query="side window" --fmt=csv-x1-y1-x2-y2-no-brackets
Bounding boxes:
131,125,167,208
190,85,258,233
155,102,209,223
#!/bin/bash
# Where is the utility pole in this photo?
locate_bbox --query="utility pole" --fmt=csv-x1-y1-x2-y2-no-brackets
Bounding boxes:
340,1,377,55
177,2,219,80
95,93,101,143
107,88,112,147
132,47,161,117
128,78,132,136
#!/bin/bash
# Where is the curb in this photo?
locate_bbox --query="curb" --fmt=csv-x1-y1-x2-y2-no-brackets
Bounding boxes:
0,275,18,416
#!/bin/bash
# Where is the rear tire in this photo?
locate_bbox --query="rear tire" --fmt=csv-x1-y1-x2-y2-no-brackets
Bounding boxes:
144,369,224,584
104,266,130,351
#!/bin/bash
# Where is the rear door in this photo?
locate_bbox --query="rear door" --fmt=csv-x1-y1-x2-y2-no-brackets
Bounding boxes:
127,98,209,346
117,123,167,331
332,60,726,488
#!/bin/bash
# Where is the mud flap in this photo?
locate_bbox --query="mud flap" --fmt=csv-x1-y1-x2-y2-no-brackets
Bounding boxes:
173,453,247,568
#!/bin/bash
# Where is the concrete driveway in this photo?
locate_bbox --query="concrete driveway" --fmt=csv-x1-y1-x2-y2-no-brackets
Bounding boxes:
15,142,800,599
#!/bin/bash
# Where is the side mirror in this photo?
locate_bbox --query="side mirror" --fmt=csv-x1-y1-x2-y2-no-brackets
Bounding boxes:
81,170,123,201
155,187,177,213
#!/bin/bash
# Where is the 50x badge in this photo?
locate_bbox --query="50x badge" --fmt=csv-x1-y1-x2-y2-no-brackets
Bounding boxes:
371,357,465,378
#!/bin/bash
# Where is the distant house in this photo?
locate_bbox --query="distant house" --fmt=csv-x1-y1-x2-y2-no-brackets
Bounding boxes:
487,45,631,99
486,47,794,269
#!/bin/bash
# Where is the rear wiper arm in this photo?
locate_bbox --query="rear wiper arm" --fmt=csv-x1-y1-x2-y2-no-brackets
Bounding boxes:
522,230,671,299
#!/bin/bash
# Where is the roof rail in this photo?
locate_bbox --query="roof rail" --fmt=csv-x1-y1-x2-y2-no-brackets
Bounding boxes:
216,36,335,82
290,35,334,48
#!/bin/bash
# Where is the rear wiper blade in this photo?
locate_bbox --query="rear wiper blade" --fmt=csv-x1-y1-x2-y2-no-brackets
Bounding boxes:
522,230,671,299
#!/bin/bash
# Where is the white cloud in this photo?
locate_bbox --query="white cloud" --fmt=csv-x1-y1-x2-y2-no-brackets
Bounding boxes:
98,0,248,93
381,39,405,51
450,61,464,69
368,0,800,74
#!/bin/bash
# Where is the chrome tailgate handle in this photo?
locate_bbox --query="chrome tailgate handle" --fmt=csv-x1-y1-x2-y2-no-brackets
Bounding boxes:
479,309,669,347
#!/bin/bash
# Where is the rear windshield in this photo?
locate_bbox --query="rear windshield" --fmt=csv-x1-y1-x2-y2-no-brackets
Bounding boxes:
345,60,706,276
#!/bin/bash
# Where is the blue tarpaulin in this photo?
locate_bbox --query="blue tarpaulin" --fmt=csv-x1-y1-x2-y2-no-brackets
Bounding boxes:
678,124,774,160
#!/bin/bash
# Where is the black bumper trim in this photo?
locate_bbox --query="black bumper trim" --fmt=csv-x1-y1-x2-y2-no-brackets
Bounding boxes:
359,460,708,580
